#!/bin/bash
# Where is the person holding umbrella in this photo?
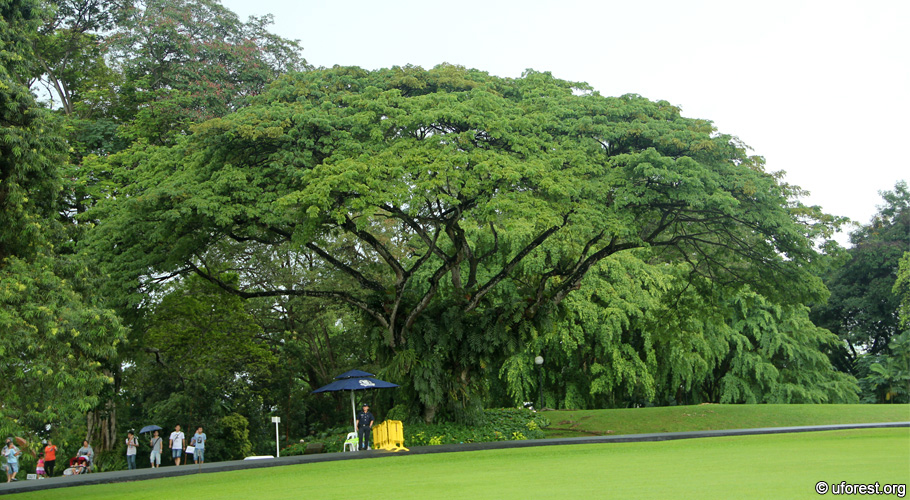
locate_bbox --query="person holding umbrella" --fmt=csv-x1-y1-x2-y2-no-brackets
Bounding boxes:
149,430,163,468
357,404,374,451
139,425,163,468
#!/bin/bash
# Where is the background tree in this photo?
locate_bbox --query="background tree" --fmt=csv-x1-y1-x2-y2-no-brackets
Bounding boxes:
30,0,125,116
812,182,909,374
894,251,910,329
120,274,275,460
0,0,126,441
105,0,309,144
22,0,312,449
87,65,843,422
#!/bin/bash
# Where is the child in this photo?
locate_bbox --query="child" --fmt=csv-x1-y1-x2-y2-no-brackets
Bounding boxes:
67,456,87,475
4,439,21,482
36,453,46,478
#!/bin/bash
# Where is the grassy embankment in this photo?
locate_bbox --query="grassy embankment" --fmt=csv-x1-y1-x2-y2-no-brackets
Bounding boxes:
542,403,910,438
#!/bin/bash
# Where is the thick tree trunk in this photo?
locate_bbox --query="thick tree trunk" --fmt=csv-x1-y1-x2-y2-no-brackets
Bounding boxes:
86,403,117,451
422,404,437,424
86,369,120,451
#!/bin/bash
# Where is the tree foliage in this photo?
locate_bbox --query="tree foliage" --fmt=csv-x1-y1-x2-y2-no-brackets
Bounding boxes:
8,0,312,449
105,0,309,144
29,0,124,115
117,274,276,460
0,255,125,435
87,65,841,420
0,0,126,439
894,251,910,329
857,331,910,404
532,258,858,409
7,0,873,445
812,182,910,367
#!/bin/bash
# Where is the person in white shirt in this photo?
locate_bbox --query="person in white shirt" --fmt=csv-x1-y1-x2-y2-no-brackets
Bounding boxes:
169,425,186,466
125,430,138,470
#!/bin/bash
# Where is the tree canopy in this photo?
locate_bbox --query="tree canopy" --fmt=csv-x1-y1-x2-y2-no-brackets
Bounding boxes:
1,0,126,439
812,182,910,363
3,0,880,454
812,182,910,403
87,65,845,420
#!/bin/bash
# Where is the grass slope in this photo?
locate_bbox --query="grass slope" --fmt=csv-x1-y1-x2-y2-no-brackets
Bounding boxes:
542,404,910,438
8,428,909,500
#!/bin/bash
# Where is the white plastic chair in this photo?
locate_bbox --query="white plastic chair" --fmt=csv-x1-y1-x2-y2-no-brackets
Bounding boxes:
343,432,358,452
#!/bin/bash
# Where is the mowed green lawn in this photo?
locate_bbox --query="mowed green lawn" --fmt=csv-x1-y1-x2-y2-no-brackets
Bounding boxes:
10,428,909,500
544,404,910,437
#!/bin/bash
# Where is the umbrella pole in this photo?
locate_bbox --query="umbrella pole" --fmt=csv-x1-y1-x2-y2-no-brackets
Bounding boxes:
351,391,357,435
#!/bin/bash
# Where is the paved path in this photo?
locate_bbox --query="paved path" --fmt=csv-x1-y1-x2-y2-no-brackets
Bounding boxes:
2,422,907,495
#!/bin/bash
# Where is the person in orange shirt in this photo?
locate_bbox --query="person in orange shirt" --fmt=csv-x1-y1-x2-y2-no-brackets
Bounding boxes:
43,440,58,477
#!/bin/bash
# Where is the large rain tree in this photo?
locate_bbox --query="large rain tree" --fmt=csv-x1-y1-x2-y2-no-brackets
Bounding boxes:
88,65,838,421
518,257,858,410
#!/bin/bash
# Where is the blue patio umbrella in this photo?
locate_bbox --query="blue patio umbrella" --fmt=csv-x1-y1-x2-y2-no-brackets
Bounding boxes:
332,369,376,379
312,371,399,433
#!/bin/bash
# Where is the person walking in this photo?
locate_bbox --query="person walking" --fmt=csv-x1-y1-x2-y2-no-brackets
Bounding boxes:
149,430,163,468
191,427,206,465
357,404,374,451
125,430,139,470
4,439,22,482
169,425,185,466
43,440,58,477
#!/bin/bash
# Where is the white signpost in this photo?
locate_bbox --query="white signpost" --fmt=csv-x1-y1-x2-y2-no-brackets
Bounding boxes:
271,416,281,458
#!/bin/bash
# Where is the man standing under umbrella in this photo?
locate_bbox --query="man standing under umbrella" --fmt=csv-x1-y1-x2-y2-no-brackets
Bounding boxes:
357,404,374,451
149,430,163,468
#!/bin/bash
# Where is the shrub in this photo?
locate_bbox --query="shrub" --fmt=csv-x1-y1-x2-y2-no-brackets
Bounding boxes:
280,409,549,454
281,442,308,457
92,450,126,472
403,408,549,446
292,427,351,454
218,413,252,459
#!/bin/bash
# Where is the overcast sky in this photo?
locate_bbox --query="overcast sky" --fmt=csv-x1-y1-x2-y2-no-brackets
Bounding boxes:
224,0,908,244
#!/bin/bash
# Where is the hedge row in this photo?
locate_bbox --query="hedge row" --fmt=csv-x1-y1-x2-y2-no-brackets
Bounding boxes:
283,408,550,455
